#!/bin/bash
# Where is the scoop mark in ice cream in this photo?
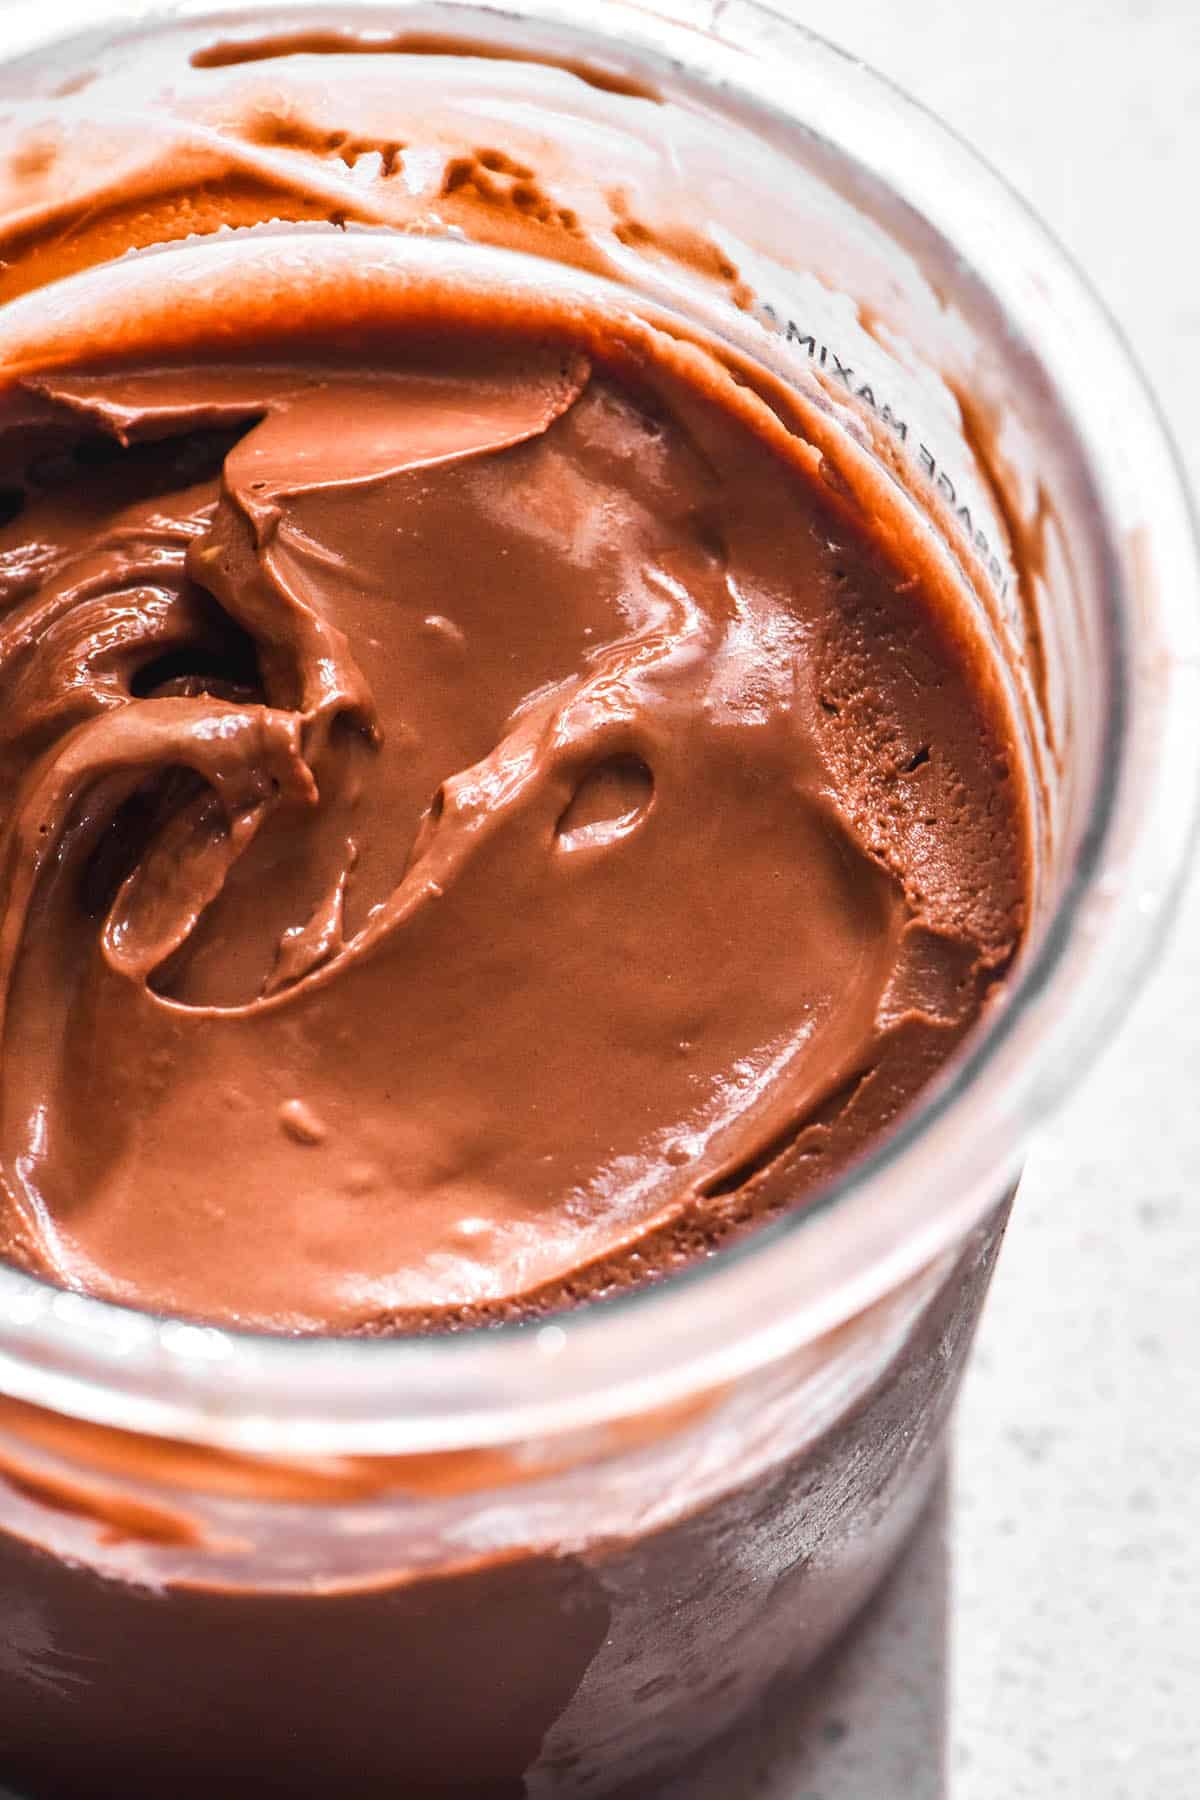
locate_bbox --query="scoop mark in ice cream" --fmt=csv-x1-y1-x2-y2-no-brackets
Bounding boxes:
0,307,1028,1333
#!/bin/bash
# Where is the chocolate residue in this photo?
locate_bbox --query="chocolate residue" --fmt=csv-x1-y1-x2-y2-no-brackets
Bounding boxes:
442,148,580,232
609,187,746,298
0,1456,222,1550
0,175,377,307
243,112,404,178
190,28,664,103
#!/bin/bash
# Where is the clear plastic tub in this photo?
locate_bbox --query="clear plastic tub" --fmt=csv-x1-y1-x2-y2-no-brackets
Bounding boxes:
0,5,1194,1795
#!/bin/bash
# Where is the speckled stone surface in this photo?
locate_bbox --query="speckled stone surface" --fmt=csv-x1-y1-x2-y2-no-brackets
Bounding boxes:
0,1,1195,1795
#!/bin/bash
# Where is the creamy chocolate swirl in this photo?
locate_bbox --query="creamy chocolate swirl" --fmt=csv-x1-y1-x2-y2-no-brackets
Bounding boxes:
0,314,1027,1332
